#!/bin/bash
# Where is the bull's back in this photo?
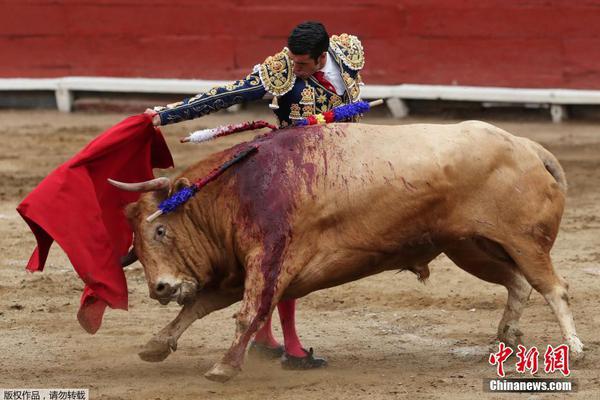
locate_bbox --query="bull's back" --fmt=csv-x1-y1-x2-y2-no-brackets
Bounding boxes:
235,121,481,194
227,120,560,240
272,121,522,212
259,122,558,244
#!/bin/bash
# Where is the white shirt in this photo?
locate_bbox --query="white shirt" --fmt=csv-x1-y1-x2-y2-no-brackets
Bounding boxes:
319,52,345,96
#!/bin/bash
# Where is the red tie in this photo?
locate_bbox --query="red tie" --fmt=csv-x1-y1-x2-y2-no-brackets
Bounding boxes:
313,71,337,94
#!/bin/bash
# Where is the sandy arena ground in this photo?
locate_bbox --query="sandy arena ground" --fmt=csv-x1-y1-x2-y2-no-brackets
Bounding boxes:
0,106,599,399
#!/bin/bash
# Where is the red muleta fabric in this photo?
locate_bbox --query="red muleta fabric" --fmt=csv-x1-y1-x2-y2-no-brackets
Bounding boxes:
16,114,173,334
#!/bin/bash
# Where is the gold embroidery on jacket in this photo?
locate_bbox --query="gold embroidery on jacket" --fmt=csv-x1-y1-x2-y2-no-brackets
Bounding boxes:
330,33,365,71
341,72,355,89
299,86,315,105
329,94,343,108
316,92,328,105
356,72,363,86
302,104,315,117
289,103,302,120
258,48,296,96
165,101,183,109
341,72,360,101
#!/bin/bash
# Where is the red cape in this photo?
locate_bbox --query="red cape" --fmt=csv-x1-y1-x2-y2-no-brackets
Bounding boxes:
17,114,173,333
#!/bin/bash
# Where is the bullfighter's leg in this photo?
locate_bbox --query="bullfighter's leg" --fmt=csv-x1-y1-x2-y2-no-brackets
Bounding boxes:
249,298,326,367
444,238,532,348
249,299,303,359
248,313,285,359
278,298,304,357
139,291,238,362
509,248,584,360
253,314,279,348
277,298,327,369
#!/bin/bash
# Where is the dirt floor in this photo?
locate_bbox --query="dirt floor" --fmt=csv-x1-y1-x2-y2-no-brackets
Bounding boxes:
0,105,599,399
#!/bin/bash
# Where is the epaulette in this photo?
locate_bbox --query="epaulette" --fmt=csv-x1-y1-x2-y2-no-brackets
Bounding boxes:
329,34,365,71
258,47,296,96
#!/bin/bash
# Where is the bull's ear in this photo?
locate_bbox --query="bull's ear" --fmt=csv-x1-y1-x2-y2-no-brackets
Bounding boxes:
124,202,139,220
172,177,191,195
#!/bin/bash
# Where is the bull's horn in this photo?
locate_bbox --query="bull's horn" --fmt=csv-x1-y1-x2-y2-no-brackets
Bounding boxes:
120,248,138,268
108,177,171,192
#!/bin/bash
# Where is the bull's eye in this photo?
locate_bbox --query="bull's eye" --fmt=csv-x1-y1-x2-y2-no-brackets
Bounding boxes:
154,225,166,240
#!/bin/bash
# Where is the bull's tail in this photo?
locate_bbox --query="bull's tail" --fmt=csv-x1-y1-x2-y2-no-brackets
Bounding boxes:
528,140,567,193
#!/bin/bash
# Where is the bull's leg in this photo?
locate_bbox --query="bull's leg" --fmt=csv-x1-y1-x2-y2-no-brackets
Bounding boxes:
509,249,584,360
444,238,532,347
204,271,273,381
496,274,532,347
205,258,291,382
139,291,238,362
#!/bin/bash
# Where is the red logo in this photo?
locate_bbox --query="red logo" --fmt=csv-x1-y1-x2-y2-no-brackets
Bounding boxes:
515,344,539,374
489,342,513,377
543,344,570,376
489,343,571,377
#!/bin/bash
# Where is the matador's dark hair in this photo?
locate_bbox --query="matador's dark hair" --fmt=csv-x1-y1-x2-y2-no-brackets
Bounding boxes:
287,21,329,62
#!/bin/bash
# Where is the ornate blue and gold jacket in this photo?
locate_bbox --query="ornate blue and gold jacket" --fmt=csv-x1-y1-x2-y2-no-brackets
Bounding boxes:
155,34,365,127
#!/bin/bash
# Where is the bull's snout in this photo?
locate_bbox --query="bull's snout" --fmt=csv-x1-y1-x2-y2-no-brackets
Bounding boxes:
150,278,198,305
154,281,176,301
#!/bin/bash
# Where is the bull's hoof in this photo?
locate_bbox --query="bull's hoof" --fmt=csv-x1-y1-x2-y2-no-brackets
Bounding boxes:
204,362,240,382
568,336,585,363
138,337,177,362
281,348,327,370
571,349,585,363
497,326,524,349
248,341,285,360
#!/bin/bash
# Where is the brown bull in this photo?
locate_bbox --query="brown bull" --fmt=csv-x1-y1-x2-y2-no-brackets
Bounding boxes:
113,121,583,382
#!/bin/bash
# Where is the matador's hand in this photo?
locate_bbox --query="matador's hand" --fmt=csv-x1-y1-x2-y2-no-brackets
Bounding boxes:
144,109,161,126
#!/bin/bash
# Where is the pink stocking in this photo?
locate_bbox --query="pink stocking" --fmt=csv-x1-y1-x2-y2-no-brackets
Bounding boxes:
253,314,280,348
277,298,305,357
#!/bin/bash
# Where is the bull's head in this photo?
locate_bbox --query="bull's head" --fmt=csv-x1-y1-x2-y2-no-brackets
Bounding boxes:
110,177,214,306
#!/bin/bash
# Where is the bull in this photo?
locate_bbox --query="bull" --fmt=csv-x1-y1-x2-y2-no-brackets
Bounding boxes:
111,121,584,382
